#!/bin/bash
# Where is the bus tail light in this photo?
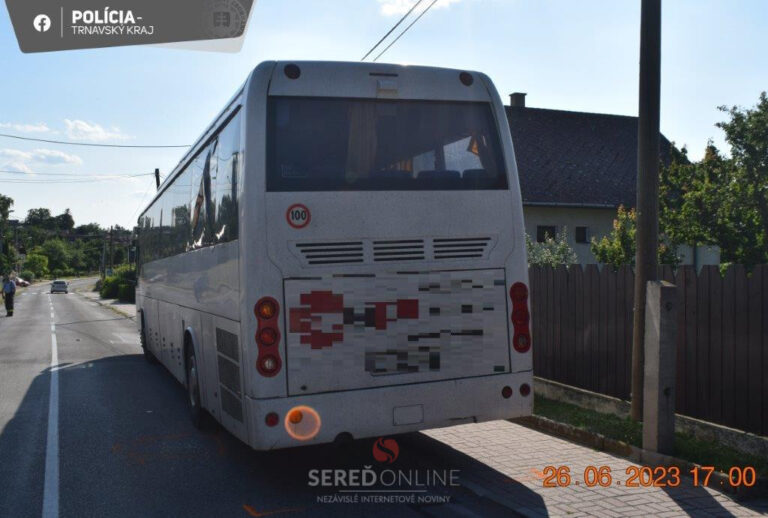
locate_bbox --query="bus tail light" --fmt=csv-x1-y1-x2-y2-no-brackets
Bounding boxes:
265,412,279,427
510,282,531,353
256,299,277,319
255,297,282,377
519,383,531,397
259,327,277,346
259,354,280,374
502,386,513,399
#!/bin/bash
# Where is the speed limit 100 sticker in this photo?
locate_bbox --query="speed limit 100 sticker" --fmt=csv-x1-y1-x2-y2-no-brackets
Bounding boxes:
286,204,311,229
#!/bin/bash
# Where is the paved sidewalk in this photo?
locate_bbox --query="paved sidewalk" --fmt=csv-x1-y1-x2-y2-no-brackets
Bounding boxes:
425,420,768,517
75,286,136,320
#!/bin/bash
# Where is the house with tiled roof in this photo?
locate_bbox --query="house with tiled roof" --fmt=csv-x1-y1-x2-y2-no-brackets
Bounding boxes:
505,93,718,266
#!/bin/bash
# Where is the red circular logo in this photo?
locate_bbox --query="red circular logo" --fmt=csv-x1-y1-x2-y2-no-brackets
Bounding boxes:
286,204,311,229
372,437,399,463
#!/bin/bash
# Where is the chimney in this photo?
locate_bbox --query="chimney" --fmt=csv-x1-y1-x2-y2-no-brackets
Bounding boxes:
509,92,527,108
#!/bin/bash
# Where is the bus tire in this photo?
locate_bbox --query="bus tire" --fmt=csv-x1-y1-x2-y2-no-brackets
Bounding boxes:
185,344,208,429
140,314,157,364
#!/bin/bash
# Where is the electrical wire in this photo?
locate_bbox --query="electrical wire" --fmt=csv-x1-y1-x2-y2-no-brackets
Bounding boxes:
361,0,426,61
0,132,189,148
373,0,440,62
0,169,154,178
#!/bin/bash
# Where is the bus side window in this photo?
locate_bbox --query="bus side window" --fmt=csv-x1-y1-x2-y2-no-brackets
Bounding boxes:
213,111,241,243
190,144,213,248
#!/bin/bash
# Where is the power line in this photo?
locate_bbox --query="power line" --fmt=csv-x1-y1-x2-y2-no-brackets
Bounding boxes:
361,0,426,61
373,0,440,62
0,169,153,178
0,132,189,149
2,178,144,185
0,174,155,184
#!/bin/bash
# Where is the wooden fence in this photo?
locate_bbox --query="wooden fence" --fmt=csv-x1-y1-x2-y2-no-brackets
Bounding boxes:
529,264,768,436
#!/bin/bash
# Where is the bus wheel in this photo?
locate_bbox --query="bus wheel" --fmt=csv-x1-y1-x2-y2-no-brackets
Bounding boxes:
140,315,157,364
186,347,206,429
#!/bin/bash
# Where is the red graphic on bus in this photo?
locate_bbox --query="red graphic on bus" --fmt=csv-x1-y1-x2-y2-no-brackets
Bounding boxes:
288,291,419,349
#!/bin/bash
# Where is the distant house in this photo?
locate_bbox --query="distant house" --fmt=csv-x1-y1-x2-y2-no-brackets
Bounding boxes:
505,92,718,266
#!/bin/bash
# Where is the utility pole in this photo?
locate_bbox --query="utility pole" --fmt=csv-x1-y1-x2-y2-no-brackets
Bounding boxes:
109,226,114,274
101,235,106,280
631,0,662,422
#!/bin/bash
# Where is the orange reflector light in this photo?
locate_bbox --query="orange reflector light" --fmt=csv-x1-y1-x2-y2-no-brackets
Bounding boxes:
284,405,321,441
257,300,277,319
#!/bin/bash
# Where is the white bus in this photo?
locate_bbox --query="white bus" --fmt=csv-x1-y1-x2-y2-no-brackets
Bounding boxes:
136,61,532,450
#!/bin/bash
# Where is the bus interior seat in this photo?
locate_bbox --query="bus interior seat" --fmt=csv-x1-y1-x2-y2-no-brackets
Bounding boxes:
462,168,489,180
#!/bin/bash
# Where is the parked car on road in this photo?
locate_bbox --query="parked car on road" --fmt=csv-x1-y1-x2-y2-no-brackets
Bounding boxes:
50,280,68,294
15,278,30,287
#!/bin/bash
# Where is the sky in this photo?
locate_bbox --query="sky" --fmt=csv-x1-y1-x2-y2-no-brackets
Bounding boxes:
1,0,766,229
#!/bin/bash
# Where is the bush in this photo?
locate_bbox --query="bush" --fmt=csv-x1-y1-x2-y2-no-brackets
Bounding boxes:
100,276,120,299
118,282,135,303
526,228,578,267
100,266,136,302
20,270,36,282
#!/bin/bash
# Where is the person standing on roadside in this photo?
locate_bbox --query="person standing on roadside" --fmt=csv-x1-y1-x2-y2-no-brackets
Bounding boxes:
2,275,16,317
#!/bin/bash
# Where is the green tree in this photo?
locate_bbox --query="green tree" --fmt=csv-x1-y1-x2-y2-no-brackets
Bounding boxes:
715,93,768,263
659,93,768,266
25,208,55,230
0,194,14,274
25,253,49,278
54,209,75,232
591,205,679,269
40,239,70,272
526,228,578,267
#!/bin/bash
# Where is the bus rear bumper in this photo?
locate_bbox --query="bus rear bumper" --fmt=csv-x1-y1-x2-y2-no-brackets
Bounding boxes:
244,371,533,451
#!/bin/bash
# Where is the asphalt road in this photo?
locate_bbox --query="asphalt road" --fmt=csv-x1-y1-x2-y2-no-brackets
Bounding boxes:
0,278,537,518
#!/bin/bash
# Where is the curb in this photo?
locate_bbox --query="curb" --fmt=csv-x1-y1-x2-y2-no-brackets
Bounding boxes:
534,377,768,460
75,290,136,321
512,415,768,500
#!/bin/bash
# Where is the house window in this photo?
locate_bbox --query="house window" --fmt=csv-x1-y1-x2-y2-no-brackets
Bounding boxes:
536,225,557,243
575,226,589,243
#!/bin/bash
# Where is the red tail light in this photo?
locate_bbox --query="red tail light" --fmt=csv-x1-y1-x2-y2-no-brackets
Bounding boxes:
265,412,279,427
510,282,531,353
259,327,277,346
255,297,282,377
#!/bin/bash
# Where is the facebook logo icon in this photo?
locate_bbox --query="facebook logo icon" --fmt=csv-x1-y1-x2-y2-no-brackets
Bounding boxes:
33,14,52,33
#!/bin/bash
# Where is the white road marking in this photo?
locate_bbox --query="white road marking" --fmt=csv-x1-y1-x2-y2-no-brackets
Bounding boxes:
112,332,138,344
42,299,59,518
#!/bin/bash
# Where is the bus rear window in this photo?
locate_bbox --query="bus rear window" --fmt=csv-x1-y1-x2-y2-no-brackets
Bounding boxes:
267,97,508,191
